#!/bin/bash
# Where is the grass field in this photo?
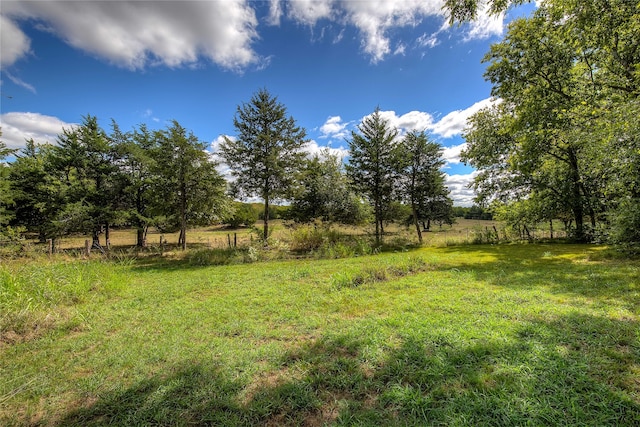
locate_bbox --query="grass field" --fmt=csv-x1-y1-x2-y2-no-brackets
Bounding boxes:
17,219,512,253
1,243,638,425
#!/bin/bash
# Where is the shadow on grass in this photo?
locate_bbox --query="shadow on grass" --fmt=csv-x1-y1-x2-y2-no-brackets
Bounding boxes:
57,312,639,426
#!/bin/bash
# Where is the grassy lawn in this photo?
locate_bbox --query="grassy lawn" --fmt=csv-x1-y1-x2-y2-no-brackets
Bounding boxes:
1,244,639,425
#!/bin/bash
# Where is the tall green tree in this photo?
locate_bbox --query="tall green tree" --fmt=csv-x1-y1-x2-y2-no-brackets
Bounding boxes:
462,0,639,244
7,139,64,242
397,131,450,243
48,115,120,247
111,122,158,247
220,89,308,241
346,107,399,245
153,120,229,250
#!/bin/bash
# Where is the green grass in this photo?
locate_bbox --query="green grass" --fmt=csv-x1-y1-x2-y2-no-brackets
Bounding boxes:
1,244,639,426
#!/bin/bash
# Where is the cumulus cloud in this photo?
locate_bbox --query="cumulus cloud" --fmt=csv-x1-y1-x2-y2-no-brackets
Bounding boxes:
341,0,443,63
2,1,261,71
1,0,506,73
271,0,503,63
304,139,350,160
0,14,31,68
465,4,505,41
287,0,335,26
354,98,497,142
0,112,76,149
430,97,498,138
356,110,433,141
319,116,350,139
442,142,467,165
446,171,478,206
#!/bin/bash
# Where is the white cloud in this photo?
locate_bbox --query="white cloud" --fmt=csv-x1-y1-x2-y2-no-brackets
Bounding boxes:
446,171,478,206
355,98,498,141
368,110,434,137
304,139,350,160
2,1,261,71
319,115,350,139
287,0,335,26
417,32,439,48
464,4,504,41
2,0,507,73
0,14,31,68
430,97,498,138
442,142,466,165
267,0,284,26
280,0,503,63
4,71,36,94
0,112,76,149
342,0,444,63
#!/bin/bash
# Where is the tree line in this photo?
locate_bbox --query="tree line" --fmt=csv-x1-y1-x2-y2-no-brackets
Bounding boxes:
456,0,638,251
0,89,452,248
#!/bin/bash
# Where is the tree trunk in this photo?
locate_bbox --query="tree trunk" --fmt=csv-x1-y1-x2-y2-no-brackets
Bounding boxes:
105,222,111,250
180,181,187,250
136,226,148,248
411,203,423,244
92,228,100,248
263,195,270,243
568,149,586,242
549,219,554,239
374,203,381,246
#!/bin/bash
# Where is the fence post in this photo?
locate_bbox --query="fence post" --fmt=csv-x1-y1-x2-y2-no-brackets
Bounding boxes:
234,233,237,248
85,239,91,256
47,239,53,257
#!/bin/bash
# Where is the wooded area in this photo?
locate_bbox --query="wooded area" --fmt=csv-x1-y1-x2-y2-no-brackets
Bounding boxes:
0,91,452,250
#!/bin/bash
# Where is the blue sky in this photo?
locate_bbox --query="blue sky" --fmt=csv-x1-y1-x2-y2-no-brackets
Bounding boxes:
0,1,534,206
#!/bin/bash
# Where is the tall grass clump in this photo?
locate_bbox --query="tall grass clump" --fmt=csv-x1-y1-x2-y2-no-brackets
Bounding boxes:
289,224,343,252
0,260,121,342
289,224,375,259
186,248,243,266
331,255,429,289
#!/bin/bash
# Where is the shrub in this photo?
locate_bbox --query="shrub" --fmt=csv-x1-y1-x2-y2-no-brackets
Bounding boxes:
186,248,240,266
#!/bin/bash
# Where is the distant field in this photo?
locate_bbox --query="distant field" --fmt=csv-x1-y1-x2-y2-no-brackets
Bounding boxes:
1,243,638,425
25,218,535,252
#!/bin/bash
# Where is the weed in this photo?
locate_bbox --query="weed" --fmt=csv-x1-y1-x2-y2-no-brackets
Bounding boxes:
186,248,241,266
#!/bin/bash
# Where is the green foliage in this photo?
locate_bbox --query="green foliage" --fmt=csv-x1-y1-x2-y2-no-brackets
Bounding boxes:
224,202,259,228
290,150,370,225
608,197,640,254
0,138,17,228
346,107,399,244
48,115,121,244
396,131,453,242
462,0,640,246
220,89,308,241
7,140,63,241
153,121,231,250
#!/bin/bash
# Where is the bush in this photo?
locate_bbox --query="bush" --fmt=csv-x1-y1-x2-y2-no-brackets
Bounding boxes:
608,197,640,254
289,223,342,252
186,248,241,266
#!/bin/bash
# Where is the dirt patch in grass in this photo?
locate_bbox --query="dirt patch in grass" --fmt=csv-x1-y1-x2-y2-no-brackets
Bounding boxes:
0,312,59,347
